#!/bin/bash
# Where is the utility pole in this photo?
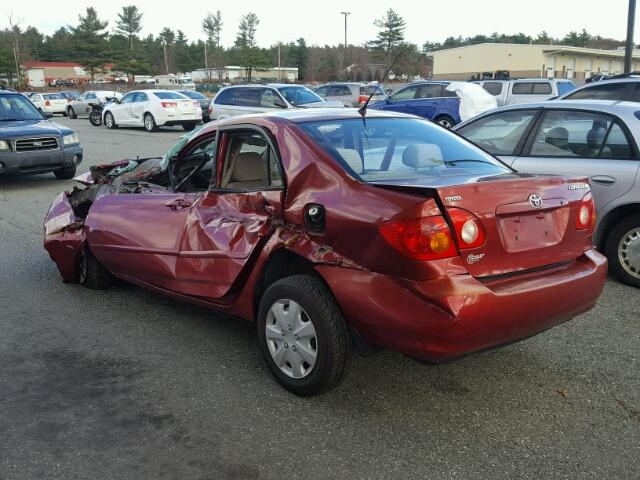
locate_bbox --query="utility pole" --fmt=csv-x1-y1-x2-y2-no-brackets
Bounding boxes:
624,0,637,73
340,11,350,81
277,43,282,82
162,40,169,74
204,42,211,83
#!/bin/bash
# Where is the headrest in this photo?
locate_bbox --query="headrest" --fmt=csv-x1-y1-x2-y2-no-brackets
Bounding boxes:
231,152,265,181
545,127,569,146
587,127,607,146
402,144,444,168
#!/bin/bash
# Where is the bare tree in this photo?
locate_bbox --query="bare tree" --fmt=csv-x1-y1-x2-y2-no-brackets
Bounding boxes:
7,12,23,88
306,46,323,83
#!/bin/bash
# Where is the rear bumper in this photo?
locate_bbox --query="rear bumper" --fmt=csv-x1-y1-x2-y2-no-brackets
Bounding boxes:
156,111,202,126
317,249,607,361
0,145,83,175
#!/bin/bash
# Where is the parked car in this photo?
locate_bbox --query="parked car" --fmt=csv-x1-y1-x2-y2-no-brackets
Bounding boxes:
455,99,640,287
313,82,386,107
557,77,640,102
43,108,606,396
59,91,81,102
49,79,77,88
209,84,343,120
0,89,82,178
473,78,576,106
67,90,123,119
176,89,212,122
102,90,202,132
29,92,69,116
369,81,497,128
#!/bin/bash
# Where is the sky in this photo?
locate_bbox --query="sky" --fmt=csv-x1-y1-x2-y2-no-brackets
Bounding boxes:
6,0,638,47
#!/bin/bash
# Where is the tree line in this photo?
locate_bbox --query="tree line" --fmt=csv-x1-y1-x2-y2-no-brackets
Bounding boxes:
0,7,630,86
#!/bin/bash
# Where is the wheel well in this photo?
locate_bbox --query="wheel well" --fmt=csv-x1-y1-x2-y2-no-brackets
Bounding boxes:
252,249,318,319
597,203,640,249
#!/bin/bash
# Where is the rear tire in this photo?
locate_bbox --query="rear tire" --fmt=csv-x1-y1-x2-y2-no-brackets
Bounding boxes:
89,111,102,126
78,247,112,290
104,112,117,129
604,214,640,288
53,165,76,180
182,122,197,131
434,115,455,129
257,275,351,396
144,113,158,132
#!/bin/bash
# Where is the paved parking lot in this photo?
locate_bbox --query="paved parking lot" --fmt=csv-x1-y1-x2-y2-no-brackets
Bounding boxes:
0,118,639,480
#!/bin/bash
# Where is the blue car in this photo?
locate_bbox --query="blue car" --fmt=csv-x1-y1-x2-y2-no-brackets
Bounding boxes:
370,81,498,128
0,88,83,179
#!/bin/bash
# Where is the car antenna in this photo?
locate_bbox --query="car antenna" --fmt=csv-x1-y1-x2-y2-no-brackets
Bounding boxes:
358,51,403,118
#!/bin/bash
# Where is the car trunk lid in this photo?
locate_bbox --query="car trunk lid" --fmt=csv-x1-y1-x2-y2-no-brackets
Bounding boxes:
373,173,592,278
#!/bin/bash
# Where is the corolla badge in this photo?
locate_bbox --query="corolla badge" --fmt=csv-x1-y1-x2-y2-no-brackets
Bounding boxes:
467,253,485,264
528,193,543,209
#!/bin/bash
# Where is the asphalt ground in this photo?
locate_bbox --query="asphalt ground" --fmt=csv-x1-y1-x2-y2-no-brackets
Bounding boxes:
0,117,638,480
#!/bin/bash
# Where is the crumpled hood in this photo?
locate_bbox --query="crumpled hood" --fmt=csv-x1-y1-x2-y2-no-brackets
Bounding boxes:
446,82,497,122
0,119,72,139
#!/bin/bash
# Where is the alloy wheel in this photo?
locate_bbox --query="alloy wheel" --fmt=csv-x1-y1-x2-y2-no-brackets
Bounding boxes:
265,299,318,379
438,118,453,128
618,227,640,279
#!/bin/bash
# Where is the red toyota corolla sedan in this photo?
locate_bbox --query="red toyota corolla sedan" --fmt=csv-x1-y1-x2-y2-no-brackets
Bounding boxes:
43,109,607,396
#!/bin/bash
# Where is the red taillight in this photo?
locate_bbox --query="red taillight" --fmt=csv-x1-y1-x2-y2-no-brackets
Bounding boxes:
208,105,213,114
45,100,51,106
161,101,177,108
358,95,368,105
379,216,457,260
447,208,486,249
576,192,596,232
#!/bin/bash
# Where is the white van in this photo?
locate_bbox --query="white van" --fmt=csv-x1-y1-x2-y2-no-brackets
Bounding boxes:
152,74,196,90
473,79,576,106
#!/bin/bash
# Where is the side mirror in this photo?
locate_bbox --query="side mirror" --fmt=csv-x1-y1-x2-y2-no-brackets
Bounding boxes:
274,99,287,109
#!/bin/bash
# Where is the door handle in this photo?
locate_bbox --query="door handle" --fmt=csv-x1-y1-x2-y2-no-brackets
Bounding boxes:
165,198,192,211
590,175,616,186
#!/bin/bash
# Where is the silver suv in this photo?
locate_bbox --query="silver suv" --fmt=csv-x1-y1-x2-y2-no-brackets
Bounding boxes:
313,82,386,107
455,99,640,287
209,84,343,120
558,77,640,102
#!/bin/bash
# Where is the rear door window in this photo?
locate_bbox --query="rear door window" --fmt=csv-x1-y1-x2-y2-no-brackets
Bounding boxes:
214,88,237,105
415,84,444,99
234,88,262,107
512,82,552,95
528,110,633,159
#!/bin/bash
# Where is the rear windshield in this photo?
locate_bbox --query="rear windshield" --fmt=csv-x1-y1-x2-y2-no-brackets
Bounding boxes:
277,86,323,106
299,118,510,182
360,85,385,96
180,91,207,99
154,91,187,100
43,94,64,99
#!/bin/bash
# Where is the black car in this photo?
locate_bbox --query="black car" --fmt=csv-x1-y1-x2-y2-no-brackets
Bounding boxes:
0,88,83,179
176,90,211,122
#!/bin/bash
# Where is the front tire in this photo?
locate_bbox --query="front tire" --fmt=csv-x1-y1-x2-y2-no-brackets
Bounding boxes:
182,122,197,131
257,275,351,396
78,247,112,290
104,112,117,129
53,165,76,180
144,113,158,132
67,107,76,119
605,214,640,288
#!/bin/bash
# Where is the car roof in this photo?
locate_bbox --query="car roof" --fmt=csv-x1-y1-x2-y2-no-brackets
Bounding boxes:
472,99,640,116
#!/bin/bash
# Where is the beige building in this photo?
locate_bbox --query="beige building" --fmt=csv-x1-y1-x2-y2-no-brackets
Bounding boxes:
427,43,640,82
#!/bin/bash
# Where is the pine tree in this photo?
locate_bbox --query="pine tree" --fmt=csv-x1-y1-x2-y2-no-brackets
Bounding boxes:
234,13,268,80
115,6,143,51
70,7,109,79
372,9,406,53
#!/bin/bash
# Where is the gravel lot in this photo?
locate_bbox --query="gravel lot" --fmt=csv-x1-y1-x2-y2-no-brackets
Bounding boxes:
0,117,638,480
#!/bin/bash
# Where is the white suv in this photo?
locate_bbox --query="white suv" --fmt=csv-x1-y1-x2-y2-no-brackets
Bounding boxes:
209,84,343,120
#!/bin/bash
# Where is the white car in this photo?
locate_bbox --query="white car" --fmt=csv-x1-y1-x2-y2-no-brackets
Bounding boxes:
29,92,68,116
102,90,202,131
209,84,344,120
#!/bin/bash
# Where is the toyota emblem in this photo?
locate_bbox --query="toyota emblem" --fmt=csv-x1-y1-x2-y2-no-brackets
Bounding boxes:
528,194,543,209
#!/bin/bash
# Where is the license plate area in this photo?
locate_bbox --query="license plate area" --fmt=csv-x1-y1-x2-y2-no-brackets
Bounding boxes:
497,207,569,253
